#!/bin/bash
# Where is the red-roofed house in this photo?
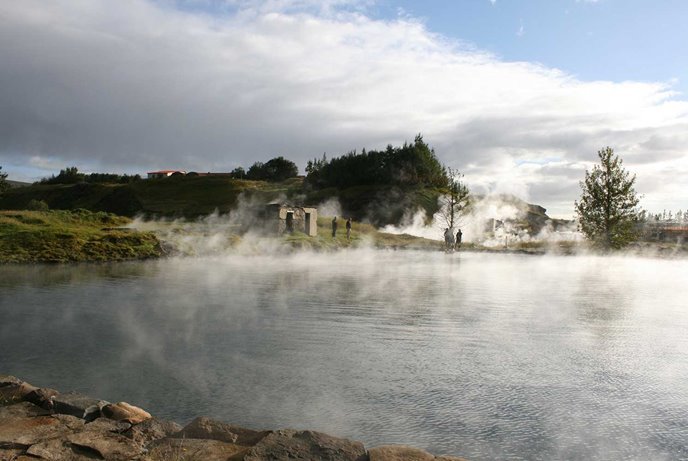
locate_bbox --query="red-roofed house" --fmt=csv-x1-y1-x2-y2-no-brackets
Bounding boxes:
147,170,186,179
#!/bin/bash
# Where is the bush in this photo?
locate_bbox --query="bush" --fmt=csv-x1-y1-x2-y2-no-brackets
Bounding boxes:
26,199,49,211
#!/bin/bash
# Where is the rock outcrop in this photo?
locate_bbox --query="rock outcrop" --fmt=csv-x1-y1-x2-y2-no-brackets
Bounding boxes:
0,375,468,461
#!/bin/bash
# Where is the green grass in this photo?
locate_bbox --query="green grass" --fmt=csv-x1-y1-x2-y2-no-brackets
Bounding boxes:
263,215,442,251
0,210,163,263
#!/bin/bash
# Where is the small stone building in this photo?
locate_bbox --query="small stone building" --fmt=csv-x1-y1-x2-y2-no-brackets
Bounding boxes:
263,204,318,237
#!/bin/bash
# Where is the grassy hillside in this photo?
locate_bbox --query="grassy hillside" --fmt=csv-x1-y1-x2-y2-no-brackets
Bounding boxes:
0,176,562,235
0,176,304,218
0,176,442,225
0,210,162,263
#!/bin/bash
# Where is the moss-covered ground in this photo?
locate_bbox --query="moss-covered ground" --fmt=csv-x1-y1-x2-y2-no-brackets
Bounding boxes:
0,210,163,263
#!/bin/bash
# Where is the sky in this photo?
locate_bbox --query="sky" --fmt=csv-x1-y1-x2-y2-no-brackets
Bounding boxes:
1,0,687,217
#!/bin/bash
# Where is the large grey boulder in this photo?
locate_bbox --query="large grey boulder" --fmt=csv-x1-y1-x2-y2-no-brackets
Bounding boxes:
174,416,270,446
243,429,367,461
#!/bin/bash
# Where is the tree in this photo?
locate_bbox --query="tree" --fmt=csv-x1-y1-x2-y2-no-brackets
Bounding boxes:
263,156,298,182
0,166,8,196
230,167,246,179
575,147,641,249
246,157,298,182
40,166,85,184
439,167,470,230
246,162,265,180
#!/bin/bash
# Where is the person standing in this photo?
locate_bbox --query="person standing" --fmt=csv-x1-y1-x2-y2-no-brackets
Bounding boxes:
332,216,337,238
444,228,453,251
346,218,352,240
456,228,463,250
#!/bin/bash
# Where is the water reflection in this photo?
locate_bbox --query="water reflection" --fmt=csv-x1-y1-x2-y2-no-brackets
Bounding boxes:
1,251,687,460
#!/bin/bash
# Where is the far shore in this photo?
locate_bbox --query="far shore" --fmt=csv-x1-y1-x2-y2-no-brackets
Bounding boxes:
2,209,687,264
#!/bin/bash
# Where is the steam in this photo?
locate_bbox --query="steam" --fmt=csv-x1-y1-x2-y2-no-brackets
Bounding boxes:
127,192,301,256
316,197,343,219
382,193,583,247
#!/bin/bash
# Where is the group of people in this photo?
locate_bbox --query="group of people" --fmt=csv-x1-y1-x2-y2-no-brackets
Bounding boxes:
332,216,352,240
444,227,463,251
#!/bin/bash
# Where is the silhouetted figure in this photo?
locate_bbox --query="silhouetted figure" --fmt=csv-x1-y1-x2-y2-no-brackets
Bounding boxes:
455,229,462,250
332,216,338,238
444,228,455,252
346,218,352,240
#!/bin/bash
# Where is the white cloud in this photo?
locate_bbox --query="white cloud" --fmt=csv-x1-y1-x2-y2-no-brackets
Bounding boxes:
0,0,687,217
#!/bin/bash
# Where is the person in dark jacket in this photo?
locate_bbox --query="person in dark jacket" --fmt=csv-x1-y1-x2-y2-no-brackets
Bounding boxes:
455,228,463,250
332,216,338,238
346,218,352,240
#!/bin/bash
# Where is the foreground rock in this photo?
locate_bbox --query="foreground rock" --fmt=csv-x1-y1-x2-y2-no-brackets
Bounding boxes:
0,375,468,461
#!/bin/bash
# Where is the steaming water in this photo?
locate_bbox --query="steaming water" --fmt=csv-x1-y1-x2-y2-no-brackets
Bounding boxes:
1,251,688,460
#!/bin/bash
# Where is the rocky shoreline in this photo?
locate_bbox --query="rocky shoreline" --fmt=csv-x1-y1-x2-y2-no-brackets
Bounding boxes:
1,376,467,461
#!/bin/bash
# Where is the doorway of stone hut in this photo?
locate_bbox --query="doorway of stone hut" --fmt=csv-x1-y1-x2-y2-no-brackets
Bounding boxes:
286,211,294,233
304,212,311,235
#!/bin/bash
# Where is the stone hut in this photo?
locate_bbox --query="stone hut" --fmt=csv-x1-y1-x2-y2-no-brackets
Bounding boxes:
264,204,318,236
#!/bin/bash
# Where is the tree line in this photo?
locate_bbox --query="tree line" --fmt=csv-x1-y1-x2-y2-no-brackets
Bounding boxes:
230,156,298,182
640,209,688,223
38,167,142,185
304,134,448,189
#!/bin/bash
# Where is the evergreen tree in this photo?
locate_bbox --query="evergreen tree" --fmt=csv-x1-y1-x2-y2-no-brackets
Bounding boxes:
575,147,641,249
304,135,447,189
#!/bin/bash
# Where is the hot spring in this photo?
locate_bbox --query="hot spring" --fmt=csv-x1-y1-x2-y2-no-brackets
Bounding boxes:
1,250,687,460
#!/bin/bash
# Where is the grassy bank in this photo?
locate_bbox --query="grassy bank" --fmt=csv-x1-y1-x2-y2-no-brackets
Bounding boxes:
0,210,163,263
278,217,442,251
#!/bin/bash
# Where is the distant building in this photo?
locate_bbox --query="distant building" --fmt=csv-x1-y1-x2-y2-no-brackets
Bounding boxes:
147,170,186,179
643,223,688,242
262,204,318,237
186,172,233,177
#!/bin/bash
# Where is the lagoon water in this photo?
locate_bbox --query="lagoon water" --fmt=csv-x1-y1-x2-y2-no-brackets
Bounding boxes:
1,250,688,460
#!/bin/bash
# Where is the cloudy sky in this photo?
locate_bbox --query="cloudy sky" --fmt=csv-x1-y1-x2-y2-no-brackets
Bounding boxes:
1,0,687,217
